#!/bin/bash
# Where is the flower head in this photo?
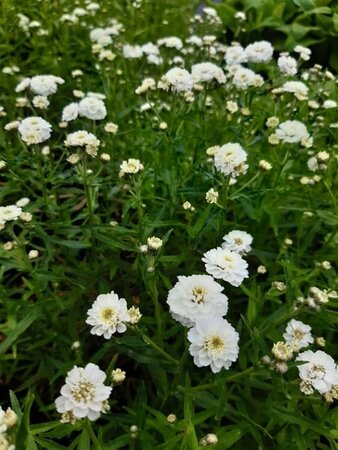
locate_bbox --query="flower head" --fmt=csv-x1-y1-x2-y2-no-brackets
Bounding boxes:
275,120,309,144
160,68,193,92
296,350,338,394
187,316,239,373
213,143,248,177
283,319,314,350
0,205,22,225
55,363,112,421
191,62,226,84
202,247,248,287
167,275,229,327
18,116,52,144
222,230,253,254
86,291,130,339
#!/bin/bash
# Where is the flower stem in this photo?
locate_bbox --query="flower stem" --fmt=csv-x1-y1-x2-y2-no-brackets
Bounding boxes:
81,155,95,225
136,327,179,366
34,145,49,210
85,419,101,450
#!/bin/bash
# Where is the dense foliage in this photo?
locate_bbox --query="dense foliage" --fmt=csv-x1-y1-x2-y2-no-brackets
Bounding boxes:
0,1,337,449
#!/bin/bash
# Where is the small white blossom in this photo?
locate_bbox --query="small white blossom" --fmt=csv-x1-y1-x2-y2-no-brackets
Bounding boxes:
296,350,338,394
86,291,130,339
55,363,112,421
202,247,249,287
187,316,239,373
214,143,248,177
222,230,253,254
283,319,314,350
18,116,52,145
167,275,229,327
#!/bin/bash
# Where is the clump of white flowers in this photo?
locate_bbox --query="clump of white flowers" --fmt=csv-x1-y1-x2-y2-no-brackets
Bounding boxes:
18,116,52,144
55,363,112,421
62,94,107,121
86,291,130,339
16,74,65,96
64,130,100,157
0,406,17,450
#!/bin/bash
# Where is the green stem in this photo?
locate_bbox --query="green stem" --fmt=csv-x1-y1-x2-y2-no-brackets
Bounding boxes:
230,171,260,199
34,146,49,209
147,276,162,343
81,156,95,225
136,327,179,366
85,419,101,450
186,366,256,392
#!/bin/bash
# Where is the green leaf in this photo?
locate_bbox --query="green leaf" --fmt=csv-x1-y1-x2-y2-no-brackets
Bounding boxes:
292,0,315,10
0,308,40,354
34,437,69,450
78,429,90,450
10,390,23,420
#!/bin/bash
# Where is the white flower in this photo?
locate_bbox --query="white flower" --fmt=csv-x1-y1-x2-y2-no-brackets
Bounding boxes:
15,77,31,92
142,42,160,55
32,95,50,109
244,40,273,63
62,103,79,122
119,158,144,176
224,45,246,66
214,143,248,177
296,350,338,394
18,116,52,145
277,55,297,76
157,36,183,50
283,319,314,350
167,275,228,327
123,44,143,59
78,97,107,120
232,66,263,90
323,100,337,109
202,247,249,287
160,68,193,92
187,316,239,373
222,230,253,254
281,81,308,100
104,122,118,134
86,291,130,339
64,131,100,157
55,363,112,421
147,236,163,250
307,156,318,172
29,75,65,96
275,120,310,144
294,45,311,61
191,62,226,84
111,368,126,385
0,205,22,225
205,188,218,204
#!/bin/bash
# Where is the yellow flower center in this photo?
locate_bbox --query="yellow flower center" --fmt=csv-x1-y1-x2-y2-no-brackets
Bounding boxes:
191,286,206,304
71,380,94,403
